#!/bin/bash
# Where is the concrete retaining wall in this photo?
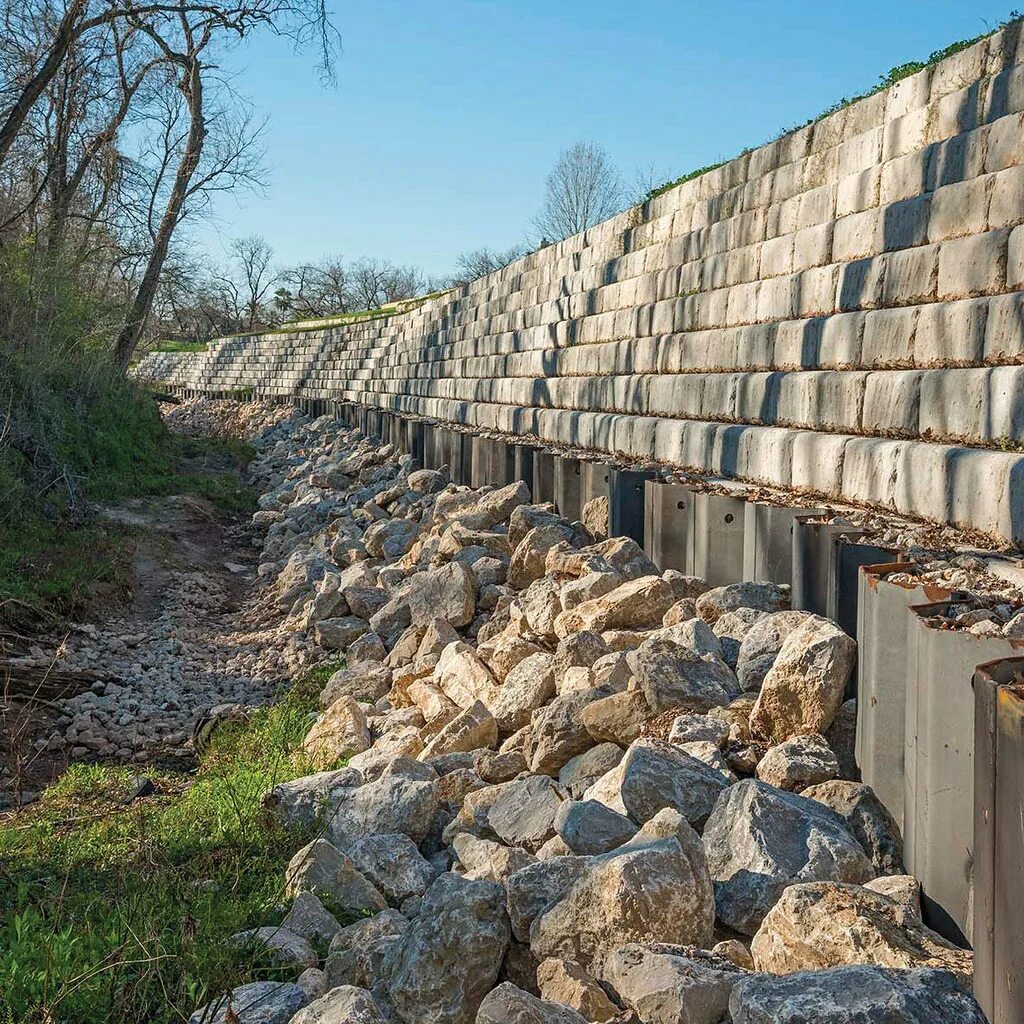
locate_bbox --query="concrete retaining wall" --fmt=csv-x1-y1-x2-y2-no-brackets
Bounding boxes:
138,22,1024,542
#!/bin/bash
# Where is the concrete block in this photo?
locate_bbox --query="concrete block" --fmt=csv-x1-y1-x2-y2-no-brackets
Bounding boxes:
988,365,1024,442
984,64,1024,122
914,296,989,366
987,165,1024,230
882,106,929,161
725,281,761,327
755,274,796,323
882,244,939,306
879,149,932,205
984,291,1024,362
1009,223,1024,289
793,221,834,270
836,166,881,218
918,367,991,440
927,83,981,145
733,370,780,423
928,176,992,241
790,431,849,495
937,228,1011,299
862,369,924,435
862,306,918,367
796,265,841,318
878,194,931,251
833,207,881,262
984,111,1024,172
885,67,932,121
841,436,907,507
836,256,886,311
835,127,883,179
778,369,867,432
796,183,837,231
760,233,794,278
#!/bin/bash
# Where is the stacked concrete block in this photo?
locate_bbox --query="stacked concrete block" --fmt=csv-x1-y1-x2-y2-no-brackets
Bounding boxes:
135,21,1024,542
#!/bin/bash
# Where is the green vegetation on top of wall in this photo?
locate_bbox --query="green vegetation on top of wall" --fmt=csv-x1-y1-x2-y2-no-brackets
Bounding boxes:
642,12,1023,203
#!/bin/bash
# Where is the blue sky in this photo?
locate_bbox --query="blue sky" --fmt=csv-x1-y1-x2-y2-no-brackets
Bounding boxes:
192,0,1015,277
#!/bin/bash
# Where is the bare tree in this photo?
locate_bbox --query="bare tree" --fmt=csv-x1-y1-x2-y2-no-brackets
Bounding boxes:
227,232,275,328
278,253,350,318
534,141,623,242
450,243,525,285
348,256,421,311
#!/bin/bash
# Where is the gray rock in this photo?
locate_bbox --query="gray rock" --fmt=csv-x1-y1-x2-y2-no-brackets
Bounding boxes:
529,810,715,968
696,582,789,625
285,839,389,913
322,664,392,706
506,856,588,943
735,611,810,691
487,774,567,851
668,714,729,747
316,616,370,651
712,608,769,668
385,872,511,1024
628,637,738,714
264,767,363,830
325,757,439,848
600,943,745,1024
655,617,723,658
347,833,442,904
529,691,602,775
554,799,638,855
475,982,590,1023
291,985,388,1023
728,965,986,1023
702,779,874,935
558,743,625,798
229,926,318,969
282,891,342,943
188,981,309,1024
583,738,729,829
802,781,904,874
755,734,839,792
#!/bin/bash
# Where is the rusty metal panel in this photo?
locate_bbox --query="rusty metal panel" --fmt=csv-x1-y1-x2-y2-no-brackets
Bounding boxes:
855,563,952,831
643,481,695,573
692,492,745,586
973,657,1024,1024
905,602,1023,945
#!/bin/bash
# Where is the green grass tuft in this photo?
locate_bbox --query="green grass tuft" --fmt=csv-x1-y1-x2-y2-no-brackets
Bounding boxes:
0,677,328,1024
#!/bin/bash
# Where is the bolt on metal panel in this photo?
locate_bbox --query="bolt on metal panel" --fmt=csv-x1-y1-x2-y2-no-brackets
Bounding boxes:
692,491,746,586
643,481,696,573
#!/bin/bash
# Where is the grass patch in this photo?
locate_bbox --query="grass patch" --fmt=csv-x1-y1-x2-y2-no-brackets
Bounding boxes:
0,673,329,1024
149,340,210,354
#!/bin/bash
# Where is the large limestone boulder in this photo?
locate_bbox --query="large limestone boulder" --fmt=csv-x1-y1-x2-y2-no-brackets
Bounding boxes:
434,643,501,709
702,779,874,935
407,562,477,629
265,767,363,830
528,691,602,775
291,985,388,1023
558,743,625,798
322,664,392,706
285,839,388,912
536,959,623,1023
755,734,839,792
553,576,674,637
188,981,309,1024
735,611,810,690
419,701,498,760
434,481,531,531
487,774,567,851
365,517,420,560
229,926,318,969
475,983,589,1024
490,653,556,734
750,881,973,987
553,799,638,855
283,891,342,943
529,810,715,968
302,695,372,768
506,856,589,943
385,873,511,1024
627,637,738,713
802,780,904,874
509,524,575,589
749,616,856,743
695,582,789,624
325,758,439,848
728,965,986,1023
315,616,370,651
347,833,441,905
600,943,745,1024
583,738,729,829
453,833,537,883
578,690,658,746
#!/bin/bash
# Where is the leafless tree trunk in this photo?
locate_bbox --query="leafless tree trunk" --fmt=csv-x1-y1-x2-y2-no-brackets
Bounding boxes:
533,140,623,242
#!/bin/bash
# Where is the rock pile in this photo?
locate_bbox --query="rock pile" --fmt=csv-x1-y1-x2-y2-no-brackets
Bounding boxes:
183,410,984,1024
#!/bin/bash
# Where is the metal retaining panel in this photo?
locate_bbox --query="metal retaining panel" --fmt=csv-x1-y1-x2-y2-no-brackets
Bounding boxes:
553,456,583,522
532,450,556,506
904,602,1024,945
973,656,1024,1024
742,502,822,584
691,492,745,587
854,563,953,832
643,481,696,573
609,469,658,546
